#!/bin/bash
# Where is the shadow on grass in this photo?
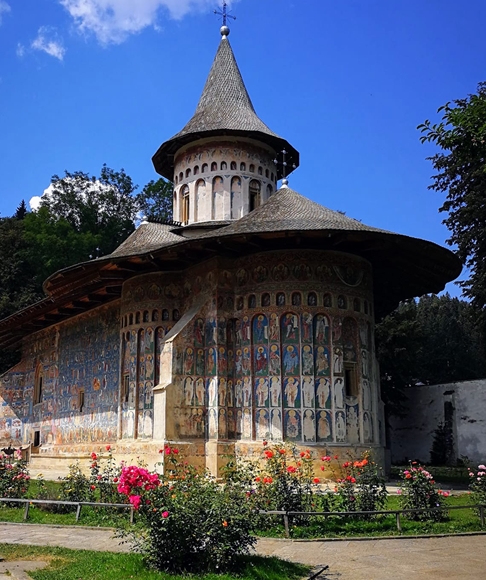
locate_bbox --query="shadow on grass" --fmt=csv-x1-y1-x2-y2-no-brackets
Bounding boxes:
0,544,310,580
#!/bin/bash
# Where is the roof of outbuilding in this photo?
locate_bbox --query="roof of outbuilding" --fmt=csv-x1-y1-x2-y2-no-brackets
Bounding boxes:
152,37,299,179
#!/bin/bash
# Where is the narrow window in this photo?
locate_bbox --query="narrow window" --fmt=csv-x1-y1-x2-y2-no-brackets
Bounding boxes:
211,161,218,172
265,169,269,178
135,312,141,324
78,388,85,412
194,165,200,175
248,294,256,308
292,292,302,306
143,310,149,323
186,168,191,178
181,185,190,224
221,161,227,171
33,430,40,447
231,161,237,170
152,310,159,322
173,309,180,321
179,172,183,182
258,166,263,176
122,374,130,403
162,309,170,321
249,164,255,173
34,366,43,405
240,162,246,171
262,293,271,307
202,163,208,173
129,313,133,325
344,364,358,397
277,292,286,306
308,292,317,307
249,180,261,211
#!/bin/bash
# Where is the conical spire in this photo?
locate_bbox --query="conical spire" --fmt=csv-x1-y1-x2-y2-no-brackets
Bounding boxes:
152,37,299,179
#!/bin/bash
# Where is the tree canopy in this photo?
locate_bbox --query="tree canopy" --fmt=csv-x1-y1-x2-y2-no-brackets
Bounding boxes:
376,294,486,417
418,82,486,310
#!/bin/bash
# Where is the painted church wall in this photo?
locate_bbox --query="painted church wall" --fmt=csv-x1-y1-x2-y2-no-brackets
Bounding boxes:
390,380,486,465
119,249,383,452
0,303,120,450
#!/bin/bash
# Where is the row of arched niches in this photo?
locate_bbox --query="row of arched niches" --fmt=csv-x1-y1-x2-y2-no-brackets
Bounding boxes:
120,292,374,329
119,310,377,446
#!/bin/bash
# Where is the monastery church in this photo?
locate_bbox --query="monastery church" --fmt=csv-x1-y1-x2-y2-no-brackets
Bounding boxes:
0,24,461,475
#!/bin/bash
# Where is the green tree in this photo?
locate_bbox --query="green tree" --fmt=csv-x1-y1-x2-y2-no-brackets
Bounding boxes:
41,164,139,257
137,177,173,222
418,82,486,310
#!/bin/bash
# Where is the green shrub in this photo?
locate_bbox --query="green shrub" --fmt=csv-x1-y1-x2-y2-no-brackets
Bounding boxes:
398,462,447,521
0,450,30,499
117,446,256,574
88,446,124,504
58,460,94,505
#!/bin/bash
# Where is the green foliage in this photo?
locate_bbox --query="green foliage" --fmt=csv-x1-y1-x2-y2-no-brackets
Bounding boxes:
430,423,454,466
137,178,173,222
331,453,388,516
376,294,486,418
468,463,486,506
398,463,448,521
419,82,486,311
117,447,256,574
88,447,124,504
0,544,309,580
58,461,94,506
0,451,30,498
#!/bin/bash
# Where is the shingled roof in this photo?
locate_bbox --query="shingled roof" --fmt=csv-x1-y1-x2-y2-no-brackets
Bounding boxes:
152,36,299,180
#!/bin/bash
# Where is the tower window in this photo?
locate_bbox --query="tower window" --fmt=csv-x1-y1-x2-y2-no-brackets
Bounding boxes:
221,161,227,171
258,166,263,175
202,163,208,173
179,172,183,182
231,161,237,170
240,162,246,171
211,162,217,172
249,164,255,173
194,165,199,175
186,168,191,178
249,180,261,211
181,185,190,224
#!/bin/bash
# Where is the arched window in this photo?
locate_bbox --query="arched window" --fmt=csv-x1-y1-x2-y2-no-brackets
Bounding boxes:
179,172,183,182
248,294,256,308
308,292,317,307
202,163,208,173
181,185,190,223
221,161,227,171
212,176,224,220
262,293,271,307
129,313,133,325
162,309,169,321
258,166,263,175
249,164,255,173
277,292,286,306
174,175,178,185
173,309,180,321
271,172,274,182
266,184,273,198
211,161,217,172
249,180,261,211
292,292,302,306
265,168,269,178
231,176,242,219
194,165,199,175
240,162,246,171
186,168,191,178
143,310,149,323
152,310,159,322
230,161,237,170
195,179,206,222
135,312,141,324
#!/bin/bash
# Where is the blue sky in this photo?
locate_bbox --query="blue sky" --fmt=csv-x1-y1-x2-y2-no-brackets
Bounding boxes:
1,0,485,296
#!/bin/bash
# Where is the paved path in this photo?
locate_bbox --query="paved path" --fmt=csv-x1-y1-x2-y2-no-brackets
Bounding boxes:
0,523,485,579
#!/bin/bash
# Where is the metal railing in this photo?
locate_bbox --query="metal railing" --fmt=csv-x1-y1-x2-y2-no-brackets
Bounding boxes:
0,497,134,523
260,504,486,538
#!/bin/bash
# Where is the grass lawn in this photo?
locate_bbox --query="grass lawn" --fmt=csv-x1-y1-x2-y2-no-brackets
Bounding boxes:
1,489,483,539
0,544,309,580
256,494,485,539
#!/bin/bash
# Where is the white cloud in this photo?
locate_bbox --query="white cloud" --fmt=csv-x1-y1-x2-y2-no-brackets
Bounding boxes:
16,43,25,58
0,1,10,26
59,0,239,44
31,27,66,61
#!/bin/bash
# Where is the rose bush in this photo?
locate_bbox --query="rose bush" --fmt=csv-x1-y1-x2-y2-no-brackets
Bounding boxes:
469,463,486,506
117,446,256,574
398,462,447,521
0,449,30,499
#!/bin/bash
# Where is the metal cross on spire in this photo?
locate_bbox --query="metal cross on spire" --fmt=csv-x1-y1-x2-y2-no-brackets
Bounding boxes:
214,2,236,37
274,149,296,187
